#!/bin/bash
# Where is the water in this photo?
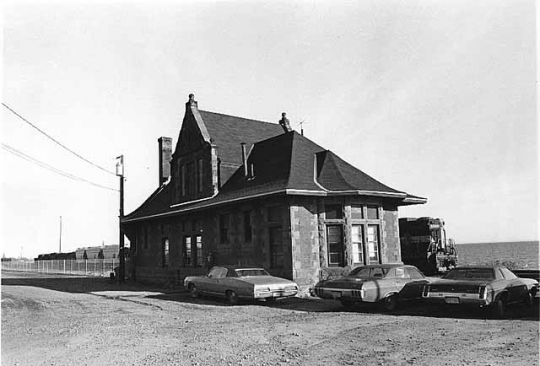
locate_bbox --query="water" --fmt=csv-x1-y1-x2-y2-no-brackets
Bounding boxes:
455,241,539,269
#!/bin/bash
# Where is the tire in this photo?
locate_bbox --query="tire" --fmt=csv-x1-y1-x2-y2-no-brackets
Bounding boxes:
189,284,199,299
340,299,355,310
226,290,239,305
523,292,533,308
491,297,506,318
382,294,398,312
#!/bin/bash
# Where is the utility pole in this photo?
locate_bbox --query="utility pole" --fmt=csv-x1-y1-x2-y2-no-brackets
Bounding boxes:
116,155,125,283
59,216,62,253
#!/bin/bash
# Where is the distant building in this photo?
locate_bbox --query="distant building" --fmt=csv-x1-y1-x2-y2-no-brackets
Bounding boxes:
75,245,120,260
121,95,426,290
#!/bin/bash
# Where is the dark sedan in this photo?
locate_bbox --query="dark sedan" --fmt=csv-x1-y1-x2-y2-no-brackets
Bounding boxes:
422,265,539,317
313,264,433,311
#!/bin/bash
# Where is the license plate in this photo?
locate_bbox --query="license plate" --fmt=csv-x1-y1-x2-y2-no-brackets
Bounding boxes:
331,291,342,299
273,292,281,297
445,297,460,304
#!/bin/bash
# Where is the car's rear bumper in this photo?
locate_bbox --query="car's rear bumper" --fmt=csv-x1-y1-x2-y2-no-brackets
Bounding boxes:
422,292,491,306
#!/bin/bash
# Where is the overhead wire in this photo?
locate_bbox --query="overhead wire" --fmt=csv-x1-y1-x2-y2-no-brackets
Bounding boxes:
2,103,117,176
2,143,119,192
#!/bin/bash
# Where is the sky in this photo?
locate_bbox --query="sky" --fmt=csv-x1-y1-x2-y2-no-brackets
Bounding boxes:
1,0,537,259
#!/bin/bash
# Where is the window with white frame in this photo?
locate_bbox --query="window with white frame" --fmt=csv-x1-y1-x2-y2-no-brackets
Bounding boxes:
367,225,380,263
351,225,364,264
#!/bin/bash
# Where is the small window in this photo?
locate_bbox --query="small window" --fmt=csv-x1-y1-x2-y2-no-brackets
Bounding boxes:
143,225,149,250
243,211,252,242
219,214,230,244
187,162,194,196
162,238,170,267
183,236,192,266
367,206,379,220
195,235,203,267
325,204,342,220
180,164,186,196
197,158,203,193
351,205,364,220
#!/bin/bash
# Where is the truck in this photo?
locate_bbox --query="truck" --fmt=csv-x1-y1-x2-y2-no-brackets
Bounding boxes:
399,217,458,275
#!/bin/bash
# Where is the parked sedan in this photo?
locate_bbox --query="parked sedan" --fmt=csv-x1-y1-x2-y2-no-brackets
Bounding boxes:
313,264,432,311
184,265,299,305
422,265,539,317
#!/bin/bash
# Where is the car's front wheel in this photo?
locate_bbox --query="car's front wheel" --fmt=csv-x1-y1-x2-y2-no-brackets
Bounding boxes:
491,297,506,318
226,290,239,305
189,284,199,299
382,294,398,312
523,292,534,307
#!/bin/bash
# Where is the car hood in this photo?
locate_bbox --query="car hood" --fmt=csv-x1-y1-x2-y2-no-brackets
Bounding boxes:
238,276,297,287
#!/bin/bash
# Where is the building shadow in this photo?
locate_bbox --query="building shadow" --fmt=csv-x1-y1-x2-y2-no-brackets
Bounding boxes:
1,270,169,294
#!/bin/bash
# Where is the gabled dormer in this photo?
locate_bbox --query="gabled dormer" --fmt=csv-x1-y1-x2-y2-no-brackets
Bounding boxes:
170,94,219,204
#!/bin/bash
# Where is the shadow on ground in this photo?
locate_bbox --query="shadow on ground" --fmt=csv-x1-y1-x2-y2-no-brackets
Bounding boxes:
149,289,540,321
3,270,539,321
1,270,171,294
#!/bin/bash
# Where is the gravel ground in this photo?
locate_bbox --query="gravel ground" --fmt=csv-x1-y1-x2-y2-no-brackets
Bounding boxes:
2,270,539,366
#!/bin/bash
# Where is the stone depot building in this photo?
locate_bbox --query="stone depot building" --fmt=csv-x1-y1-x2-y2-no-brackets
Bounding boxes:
121,95,426,291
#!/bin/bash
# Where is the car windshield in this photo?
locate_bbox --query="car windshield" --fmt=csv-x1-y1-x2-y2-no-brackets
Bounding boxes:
443,268,495,280
235,269,270,277
348,267,389,279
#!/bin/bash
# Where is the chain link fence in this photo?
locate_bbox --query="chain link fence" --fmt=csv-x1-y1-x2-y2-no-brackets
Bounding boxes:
1,259,119,277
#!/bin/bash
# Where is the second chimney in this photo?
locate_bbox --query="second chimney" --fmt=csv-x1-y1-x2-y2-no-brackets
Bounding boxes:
158,137,172,186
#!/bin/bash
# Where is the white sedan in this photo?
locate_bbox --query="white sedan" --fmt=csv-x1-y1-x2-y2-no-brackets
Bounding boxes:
184,265,299,305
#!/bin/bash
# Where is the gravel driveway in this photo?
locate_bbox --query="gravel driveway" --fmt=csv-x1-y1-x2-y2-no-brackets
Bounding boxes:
2,271,539,366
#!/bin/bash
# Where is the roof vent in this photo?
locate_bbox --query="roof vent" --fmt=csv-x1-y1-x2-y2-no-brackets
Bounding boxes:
279,112,292,133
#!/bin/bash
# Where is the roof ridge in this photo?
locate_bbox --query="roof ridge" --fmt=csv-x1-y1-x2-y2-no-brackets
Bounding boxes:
200,110,280,127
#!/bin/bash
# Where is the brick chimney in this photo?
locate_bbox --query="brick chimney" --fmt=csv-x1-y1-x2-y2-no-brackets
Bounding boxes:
158,137,172,186
279,112,292,133
186,93,198,111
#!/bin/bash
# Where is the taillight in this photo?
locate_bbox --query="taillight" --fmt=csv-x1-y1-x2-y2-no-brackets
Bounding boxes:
478,286,487,300
422,285,430,297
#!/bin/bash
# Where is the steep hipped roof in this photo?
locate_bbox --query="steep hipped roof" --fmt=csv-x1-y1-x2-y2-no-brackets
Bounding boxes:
315,150,403,194
123,108,425,223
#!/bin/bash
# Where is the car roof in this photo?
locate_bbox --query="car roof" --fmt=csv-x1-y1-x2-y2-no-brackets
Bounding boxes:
212,265,265,271
450,265,501,269
353,264,415,269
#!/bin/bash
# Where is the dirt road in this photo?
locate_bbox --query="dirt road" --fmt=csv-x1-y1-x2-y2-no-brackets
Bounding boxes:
2,271,539,366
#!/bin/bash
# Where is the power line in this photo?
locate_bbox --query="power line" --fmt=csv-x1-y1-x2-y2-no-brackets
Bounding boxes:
2,103,117,176
2,143,119,192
